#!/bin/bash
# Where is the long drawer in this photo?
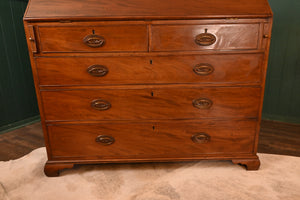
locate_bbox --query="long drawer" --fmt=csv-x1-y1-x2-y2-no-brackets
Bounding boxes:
47,120,257,159
41,87,261,121
151,23,260,51
37,25,148,53
36,54,263,86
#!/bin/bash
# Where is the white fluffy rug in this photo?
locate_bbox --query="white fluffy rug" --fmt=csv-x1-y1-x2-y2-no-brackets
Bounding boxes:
0,148,299,200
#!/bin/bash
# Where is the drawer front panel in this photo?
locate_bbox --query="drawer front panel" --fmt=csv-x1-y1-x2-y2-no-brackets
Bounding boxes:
41,87,261,121
151,24,260,51
48,120,256,159
38,25,148,53
36,54,262,86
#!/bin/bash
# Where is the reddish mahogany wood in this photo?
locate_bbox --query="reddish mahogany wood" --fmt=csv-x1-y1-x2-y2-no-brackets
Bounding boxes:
24,0,273,176
36,54,263,86
47,120,256,159
232,157,261,170
38,25,148,53
44,162,74,177
40,87,261,121
151,23,260,51
24,0,272,21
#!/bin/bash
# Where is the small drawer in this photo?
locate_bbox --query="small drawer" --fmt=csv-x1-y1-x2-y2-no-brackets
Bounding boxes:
41,87,261,121
38,25,148,53
151,24,260,51
36,54,262,86
47,120,256,159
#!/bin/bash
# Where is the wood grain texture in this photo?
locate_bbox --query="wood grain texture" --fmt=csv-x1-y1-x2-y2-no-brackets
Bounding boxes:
0,122,44,161
24,0,272,21
151,24,260,51
258,120,300,156
38,25,148,53
1,120,299,161
23,0,273,175
40,87,261,121
35,54,263,86
232,157,260,170
44,162,74,177
47,120,256,159
24,21,53,160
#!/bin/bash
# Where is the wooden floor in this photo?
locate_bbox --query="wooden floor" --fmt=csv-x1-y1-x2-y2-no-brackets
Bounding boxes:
0,120,299,161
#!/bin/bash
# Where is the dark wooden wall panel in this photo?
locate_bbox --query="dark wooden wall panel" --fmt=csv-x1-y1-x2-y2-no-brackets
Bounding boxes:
0,0,39,132
262,0,300,124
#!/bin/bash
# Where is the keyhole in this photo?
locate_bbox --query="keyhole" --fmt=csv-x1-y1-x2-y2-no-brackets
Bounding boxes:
150,60,153,64
92,29,95,34
152,126,155,131
151,91,154,96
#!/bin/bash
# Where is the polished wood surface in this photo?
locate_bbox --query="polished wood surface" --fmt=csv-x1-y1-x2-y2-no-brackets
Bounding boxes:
38,25,148,53
151,24,260,51
47,120,256,159
44,162,74,177
0,123,44,161
24,0,273,176
41,87,260,121
36,54,263,86
258,120,300,156
2,120,299,162
24,0,272,21
232,157,260,170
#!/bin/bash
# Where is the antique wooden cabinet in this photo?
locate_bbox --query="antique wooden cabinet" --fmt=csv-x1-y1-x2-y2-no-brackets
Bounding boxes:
24,0,273,176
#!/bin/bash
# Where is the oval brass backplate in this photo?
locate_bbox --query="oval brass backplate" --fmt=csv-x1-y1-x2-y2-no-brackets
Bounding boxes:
191,133,211,144
192,98,213,109
95,135,115,145
83,34,105,48
91,99,111,111
193,63,214,75
195,29,216,46
87,65,109,77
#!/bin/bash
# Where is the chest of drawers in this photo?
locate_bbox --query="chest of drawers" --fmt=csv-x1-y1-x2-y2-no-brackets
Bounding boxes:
24,0,273,177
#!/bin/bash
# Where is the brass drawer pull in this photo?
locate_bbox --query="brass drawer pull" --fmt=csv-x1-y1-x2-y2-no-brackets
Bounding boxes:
193,63,214,75
195,29,216,46
91,99,111,111
192,98,213,109
95,135,115,145
87,65,109,77
191,133,210,144
83,34,105,48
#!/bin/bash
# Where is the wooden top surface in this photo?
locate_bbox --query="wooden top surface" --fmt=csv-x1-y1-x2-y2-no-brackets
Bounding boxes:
24,0,272,21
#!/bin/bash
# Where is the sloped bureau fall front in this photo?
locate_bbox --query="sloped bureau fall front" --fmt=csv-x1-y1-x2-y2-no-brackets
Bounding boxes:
24,0,273,177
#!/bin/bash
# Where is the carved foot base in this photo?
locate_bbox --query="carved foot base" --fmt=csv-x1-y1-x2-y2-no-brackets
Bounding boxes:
232,157,260,170
44,162,74,177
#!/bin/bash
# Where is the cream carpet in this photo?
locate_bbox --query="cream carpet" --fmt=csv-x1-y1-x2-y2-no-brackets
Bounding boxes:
0,148,299,200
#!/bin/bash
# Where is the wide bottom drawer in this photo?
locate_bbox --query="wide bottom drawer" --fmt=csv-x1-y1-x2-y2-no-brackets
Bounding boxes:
47,120,257,160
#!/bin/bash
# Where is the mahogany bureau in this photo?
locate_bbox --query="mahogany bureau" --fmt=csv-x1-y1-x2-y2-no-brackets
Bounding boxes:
23,0,273,177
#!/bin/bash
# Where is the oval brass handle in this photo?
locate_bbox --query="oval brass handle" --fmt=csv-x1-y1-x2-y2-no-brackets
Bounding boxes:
83,34,105,48
91,99,111,111
87,65,109,77
195,29,216,46
192,98,213,109
95,135,115,145
193,64,214,75
191,133,210,144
